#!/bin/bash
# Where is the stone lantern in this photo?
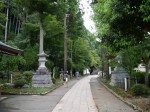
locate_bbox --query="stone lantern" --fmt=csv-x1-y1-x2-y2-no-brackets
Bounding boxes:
32,22,52,87
32,51,52,87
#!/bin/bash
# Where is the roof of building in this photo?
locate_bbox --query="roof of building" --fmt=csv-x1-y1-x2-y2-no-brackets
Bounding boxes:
0,41,23,55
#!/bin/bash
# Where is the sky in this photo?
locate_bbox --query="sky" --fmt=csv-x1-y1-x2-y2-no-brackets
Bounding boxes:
79,0,97,34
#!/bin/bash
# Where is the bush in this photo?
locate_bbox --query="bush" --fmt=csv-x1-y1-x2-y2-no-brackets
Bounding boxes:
13,73,23,81
131,84,149,96
13,73,26,88
132,72,145,84
23,71,33,84
132,71,150,87
3,83,14,89
52,78,56,84
14,79,26,88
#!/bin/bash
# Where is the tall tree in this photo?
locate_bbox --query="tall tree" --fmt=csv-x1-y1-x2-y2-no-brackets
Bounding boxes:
0,0,5,40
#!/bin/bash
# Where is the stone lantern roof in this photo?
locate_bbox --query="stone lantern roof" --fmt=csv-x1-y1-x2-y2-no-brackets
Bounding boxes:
0,41,23,55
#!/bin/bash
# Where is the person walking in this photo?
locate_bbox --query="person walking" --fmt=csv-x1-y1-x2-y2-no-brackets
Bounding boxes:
64,71,68,87
75,71,80,80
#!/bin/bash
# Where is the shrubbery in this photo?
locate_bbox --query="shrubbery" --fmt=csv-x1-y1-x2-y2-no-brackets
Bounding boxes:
14,79,26,88
23,71,33,84
132,72,145,84
52,78,56,84
13,73,26,88
132,71,150,87
130,84,150,96
3,83,14,89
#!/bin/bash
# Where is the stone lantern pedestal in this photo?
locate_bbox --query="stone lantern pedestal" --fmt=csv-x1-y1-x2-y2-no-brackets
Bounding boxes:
32,52,52,87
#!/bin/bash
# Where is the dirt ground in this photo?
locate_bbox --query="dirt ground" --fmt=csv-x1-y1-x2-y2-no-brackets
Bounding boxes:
127,97,150,112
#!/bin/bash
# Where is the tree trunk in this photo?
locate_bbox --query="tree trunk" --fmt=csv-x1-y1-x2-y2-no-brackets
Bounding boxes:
13,15,15,26
5,7,9,43
8,16,11,32
7,61,10,83
105,56,110,80
17,20,20,35
102,60,104,78
70,40,73,76
15,17,18,34
145,61,149,85
64,14,67,73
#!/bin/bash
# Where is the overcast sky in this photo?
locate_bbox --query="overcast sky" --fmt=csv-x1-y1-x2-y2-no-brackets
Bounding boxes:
79,0,96,34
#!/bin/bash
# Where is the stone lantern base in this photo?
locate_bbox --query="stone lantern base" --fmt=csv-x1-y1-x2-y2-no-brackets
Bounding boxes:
32,68,52,87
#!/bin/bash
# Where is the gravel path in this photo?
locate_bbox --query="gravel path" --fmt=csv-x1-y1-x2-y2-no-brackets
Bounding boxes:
90,77,136,112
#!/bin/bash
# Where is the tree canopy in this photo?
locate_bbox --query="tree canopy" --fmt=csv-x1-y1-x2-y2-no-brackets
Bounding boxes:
93,0,150,85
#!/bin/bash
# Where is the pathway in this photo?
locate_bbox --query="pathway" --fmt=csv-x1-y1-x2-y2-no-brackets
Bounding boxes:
0,75,136,112
0,79,79,112
52,75,98,112
90,77,136,112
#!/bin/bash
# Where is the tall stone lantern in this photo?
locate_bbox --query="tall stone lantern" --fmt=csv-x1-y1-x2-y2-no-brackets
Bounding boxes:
32,22,52,87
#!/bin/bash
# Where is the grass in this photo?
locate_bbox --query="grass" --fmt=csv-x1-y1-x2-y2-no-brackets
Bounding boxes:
1,80,64,95
98,77,132,98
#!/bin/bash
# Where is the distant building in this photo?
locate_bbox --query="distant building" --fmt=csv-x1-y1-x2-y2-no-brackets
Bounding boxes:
134,64,146,72
83,69,90,75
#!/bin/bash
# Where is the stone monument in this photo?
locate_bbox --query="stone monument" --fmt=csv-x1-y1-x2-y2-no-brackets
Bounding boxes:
32,22,52,87
110,54,129,87
32,51,52,87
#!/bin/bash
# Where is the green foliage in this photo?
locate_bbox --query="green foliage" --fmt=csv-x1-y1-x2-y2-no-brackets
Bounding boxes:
3,83,14,89
23,45,38,70
0,0,5,34
135,38,150,85
0,0,97,78
131,84,150,96
132,72,145,84
23,71,33,84
45,60,54,71
14,79,27,88
93,0,150,83
13,73,26,88
140,0,150,22
132,72,150,86
93,0,149,51
22,0,58,14
2,83,64,95
43,14,63,37
53,67,60,78
121,47,140,74
52,78,56,84
73,38,91,71
19,13,39,48
13,73,23,81
0,54,25,71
